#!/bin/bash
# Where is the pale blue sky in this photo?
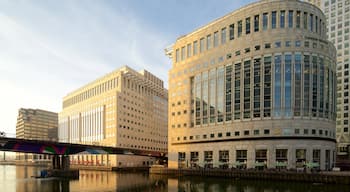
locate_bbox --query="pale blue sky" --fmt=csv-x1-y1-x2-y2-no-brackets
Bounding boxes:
0,0,254,135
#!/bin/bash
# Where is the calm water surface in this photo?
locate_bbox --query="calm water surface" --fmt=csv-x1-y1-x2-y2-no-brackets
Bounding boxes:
0,165,348,192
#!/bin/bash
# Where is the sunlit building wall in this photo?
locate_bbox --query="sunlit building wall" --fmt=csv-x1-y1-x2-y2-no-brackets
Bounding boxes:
167,0,337,170
59,66,168,167
307,0,350,159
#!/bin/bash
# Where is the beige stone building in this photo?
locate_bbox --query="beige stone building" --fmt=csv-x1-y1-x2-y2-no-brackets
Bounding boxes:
59,66,168,167
16,108,58,160
167,0,337,170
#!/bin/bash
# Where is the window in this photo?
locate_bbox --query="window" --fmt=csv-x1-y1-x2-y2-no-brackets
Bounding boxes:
181,46,185,61
254,130,260,135
193,41,198,55
229,24,235,40
175,49,179,62
254,15,259,32
206,35,211,50
244,130,249,135
272,11,277,29
235,131,240,136
210,133,215,138
238,20,242,37
304,12,308,29
310,14,314,31
275,41,281,48
264,129,270,135
295,40,301,47
288,10,293,28
255,45,261,51
285,41,291,47
263,13,268,30
187,44,192,58
296,11,301,28
265,43,271,48
200,38,205,53
221,28,227,44
246,17,251,34
304,129,309,135
214,31,219,47
226,132,231,137
218,133,222,137
280,10,285,28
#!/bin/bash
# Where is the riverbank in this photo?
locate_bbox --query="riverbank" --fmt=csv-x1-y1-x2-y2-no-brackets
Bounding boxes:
150,167,350,185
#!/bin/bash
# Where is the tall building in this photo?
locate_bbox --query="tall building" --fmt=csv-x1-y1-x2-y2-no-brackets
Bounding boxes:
307,0,350,159
166,0,337,170
16,108,58,160
59,66,168,167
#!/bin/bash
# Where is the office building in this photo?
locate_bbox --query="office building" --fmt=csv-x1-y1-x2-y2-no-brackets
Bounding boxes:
308,0,350,159
59,66,168,167
16,108,58,161
166,0,337,170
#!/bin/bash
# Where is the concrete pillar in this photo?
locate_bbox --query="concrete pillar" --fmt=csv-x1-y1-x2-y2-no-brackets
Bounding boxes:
61,156,70,170
320,149,326,170
288,147,295,169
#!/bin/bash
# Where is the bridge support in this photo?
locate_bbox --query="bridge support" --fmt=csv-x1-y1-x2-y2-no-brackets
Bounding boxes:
52,155,70,170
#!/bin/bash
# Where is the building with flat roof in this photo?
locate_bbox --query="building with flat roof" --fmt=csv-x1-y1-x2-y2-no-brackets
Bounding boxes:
16,108,58,161
59,66,168,167
307,0,350,160
166,0,337,170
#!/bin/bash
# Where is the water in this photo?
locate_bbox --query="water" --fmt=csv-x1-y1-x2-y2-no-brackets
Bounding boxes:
0,165,348,192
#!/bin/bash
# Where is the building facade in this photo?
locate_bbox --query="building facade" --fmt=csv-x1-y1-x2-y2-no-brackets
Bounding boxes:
167,0,337,170
16,108,58,160
308,0,350,158
58,66,168,167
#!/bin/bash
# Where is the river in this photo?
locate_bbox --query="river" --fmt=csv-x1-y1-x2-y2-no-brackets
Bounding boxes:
0,165,348,192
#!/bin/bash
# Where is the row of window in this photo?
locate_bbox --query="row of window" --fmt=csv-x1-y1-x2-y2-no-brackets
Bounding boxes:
175,9,325,63
174,128,335,142
178,148,333,169
170,39,333,83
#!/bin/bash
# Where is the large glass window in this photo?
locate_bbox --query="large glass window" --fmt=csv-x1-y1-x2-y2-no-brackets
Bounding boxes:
221,27,227,44
190,151,199,168
304,55,310,116
209,69,216,123
285,54,292,117
274,55,282,117
217,67,225,122
195,74,201,125
254,15,259,32
296,11,301,28
202,72,208,124
214,31,219,47
272,11,277,29
244,60,251,119
246,17,251,34
263,13,268,30
320,57,324,117
296,149,306,168
280,10,285,28
276,149,288,164
264,56,272,117
294,54,302,116
254,58,261,118
288,10,293,28
204,151,213,168
226,65,233,121
312,56,318,117
178,152,186,168
234,63,241,120
229,24,234,40
219,150,229,169
238,20,243,37
236,150,247,169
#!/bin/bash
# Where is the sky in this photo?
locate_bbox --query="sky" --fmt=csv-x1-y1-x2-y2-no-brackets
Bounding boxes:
0,0,254,136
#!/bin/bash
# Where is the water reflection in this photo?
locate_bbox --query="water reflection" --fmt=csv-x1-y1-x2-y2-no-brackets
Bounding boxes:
0,165,348,192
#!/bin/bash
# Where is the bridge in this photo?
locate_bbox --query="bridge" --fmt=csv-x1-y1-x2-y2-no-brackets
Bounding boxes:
0,136,166,171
